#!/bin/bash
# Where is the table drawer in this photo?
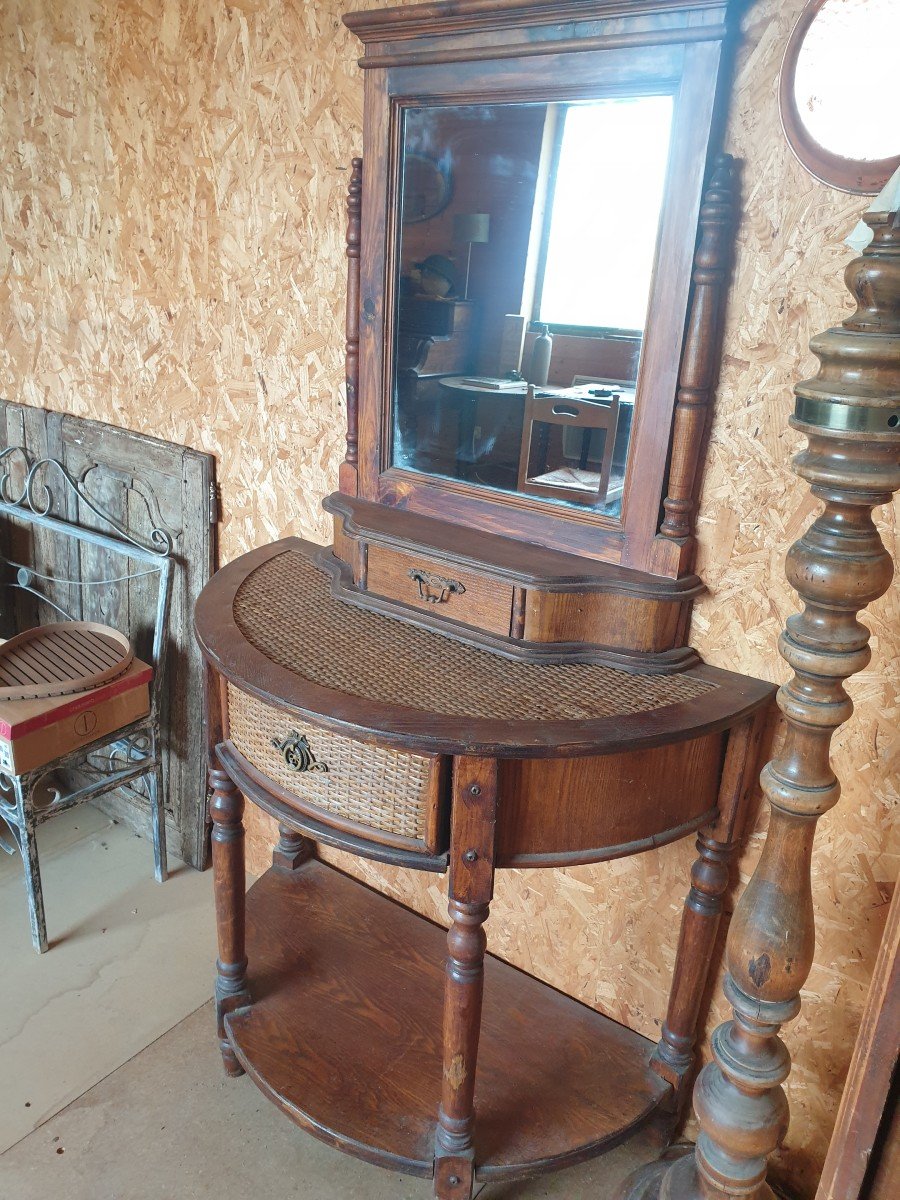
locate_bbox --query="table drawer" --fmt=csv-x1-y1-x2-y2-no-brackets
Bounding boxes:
226,685,447,854
366,544,514,636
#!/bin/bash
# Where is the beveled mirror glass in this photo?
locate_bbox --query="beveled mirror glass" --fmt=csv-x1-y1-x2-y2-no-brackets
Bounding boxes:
390,97,673,520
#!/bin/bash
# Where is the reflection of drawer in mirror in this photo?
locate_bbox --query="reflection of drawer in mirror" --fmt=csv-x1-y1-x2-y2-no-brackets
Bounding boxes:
365,544,514,636
226,685,448,855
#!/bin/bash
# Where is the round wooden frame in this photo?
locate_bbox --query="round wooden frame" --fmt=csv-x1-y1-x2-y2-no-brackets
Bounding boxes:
779,0,900,195
400,152,452,223
0,621,133,701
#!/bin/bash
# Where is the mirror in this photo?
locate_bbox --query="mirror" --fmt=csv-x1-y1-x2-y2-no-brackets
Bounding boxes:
390,97,673,520
780,0,900,193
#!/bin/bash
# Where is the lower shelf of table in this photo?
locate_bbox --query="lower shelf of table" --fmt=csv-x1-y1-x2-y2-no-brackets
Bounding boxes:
224,859,671,1182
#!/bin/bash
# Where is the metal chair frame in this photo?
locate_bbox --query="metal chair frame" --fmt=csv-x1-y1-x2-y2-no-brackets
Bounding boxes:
0,449,173,952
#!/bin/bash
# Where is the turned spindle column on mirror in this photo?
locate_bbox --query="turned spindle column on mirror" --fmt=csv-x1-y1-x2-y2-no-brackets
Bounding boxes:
339,157,363,496
624,211,900,1200
654,154,737,577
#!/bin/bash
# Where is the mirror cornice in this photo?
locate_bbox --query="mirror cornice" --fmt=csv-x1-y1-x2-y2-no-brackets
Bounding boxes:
344,0,731,49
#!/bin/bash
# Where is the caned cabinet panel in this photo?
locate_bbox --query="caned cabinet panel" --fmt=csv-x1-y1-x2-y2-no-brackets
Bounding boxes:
226,685,447,854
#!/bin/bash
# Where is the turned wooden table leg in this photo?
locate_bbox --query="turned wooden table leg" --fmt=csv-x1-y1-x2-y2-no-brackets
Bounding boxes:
434,756,498,1200
623,210,900,1200
271,822,314,871
210,763,249,1077
652,713,766,1115
204,661,250,1077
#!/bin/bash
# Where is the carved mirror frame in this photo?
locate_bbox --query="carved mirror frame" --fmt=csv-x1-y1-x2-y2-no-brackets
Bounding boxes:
341,1,738,579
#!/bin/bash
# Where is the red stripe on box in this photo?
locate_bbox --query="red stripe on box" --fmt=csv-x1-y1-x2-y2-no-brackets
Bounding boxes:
0,665,154,738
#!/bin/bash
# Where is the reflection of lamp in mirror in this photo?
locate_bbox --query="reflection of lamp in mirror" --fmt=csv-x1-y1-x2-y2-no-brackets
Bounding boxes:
453,212,490,300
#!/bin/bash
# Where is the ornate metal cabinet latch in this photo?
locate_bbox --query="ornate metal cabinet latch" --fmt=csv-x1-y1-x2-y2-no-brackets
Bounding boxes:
407,568,466,604
270,731,329,774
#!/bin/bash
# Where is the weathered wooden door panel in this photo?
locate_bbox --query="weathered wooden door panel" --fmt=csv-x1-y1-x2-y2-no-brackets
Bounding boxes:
0,401,217,868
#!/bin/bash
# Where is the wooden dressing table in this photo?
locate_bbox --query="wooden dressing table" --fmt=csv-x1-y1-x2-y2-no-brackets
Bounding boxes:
195,3,775,1196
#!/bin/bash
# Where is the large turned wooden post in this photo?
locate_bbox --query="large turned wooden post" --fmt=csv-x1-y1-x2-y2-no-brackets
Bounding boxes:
627,209,900,1199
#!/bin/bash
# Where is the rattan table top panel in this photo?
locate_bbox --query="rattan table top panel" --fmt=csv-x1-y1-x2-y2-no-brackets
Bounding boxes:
231,548,717,724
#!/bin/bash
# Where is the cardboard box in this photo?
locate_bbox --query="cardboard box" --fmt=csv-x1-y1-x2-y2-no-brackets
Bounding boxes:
0,657,152,774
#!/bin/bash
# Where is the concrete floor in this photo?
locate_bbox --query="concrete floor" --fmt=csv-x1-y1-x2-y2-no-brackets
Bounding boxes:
0,807,662,1199
0,805,216,1153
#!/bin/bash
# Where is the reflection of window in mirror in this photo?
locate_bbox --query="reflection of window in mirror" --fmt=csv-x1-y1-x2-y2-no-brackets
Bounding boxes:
533,97,673,332
391,98,673,521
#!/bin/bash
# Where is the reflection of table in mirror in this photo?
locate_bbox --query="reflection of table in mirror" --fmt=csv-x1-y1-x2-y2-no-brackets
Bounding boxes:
435,376,635,510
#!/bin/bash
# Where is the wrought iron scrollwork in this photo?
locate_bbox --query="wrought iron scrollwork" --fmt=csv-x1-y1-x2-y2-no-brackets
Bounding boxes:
0,774,20,855
0,447,174,556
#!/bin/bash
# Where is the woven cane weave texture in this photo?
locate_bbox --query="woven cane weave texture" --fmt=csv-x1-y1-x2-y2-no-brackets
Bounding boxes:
232,549,716,722
227,684,435,841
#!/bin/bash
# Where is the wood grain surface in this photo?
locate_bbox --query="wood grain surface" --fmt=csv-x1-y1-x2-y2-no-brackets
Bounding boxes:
1,2,896,1191
226,859,669,1180
194,537,773,759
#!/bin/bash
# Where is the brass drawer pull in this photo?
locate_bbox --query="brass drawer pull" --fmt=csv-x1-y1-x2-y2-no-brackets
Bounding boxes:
271,730,329,774
408,569,466,604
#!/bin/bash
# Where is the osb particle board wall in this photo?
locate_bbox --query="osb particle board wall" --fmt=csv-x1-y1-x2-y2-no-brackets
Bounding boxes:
0,1,896,1194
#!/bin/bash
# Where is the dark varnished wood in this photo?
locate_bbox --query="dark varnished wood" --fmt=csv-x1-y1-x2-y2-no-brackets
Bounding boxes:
867,1099,900,1200
366,542,515,637
650,713,767,1108
322,544,698,672
204,658,249,1078
201,546,770,1194
326,0,743,708
348,0,734,576
195,538,774,761
328,493,703,667
209,772,248,1079
225,859,670,1181
340,158,363,495
327,493,703,599
520,587,684,657
628,212,900,1200
655,155,737,576
435,757,499,1198
271,822,314,872
344,0,729,48
195,5,780,1197
355,25,725,72
495,733,724,865
816,876,899,1200
218,739,449,873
